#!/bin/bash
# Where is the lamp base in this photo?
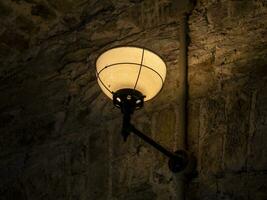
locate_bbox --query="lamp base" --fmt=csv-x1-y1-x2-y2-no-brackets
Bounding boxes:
113,89,145,114
168,150,188,173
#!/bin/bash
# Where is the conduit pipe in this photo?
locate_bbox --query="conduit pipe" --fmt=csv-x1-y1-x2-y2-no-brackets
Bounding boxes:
175,1,195,199
178,14,188,151
176,13,188,200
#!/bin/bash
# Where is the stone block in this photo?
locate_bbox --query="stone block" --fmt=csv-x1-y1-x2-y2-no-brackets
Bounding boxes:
248,173,267,200
0,1,12,18
223,91,250,171
217,173,248,200
31,2,57,20
153,105,176,148
0,30,29,51
248,86,267,171
199,97,227,174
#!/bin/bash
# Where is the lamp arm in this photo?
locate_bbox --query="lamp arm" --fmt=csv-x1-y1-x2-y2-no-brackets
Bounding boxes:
122,119,189,173
121,110,173,157
128,124,175,158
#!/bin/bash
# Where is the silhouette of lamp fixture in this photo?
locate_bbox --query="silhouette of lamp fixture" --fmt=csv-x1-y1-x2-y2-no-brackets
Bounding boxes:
96,46,188,173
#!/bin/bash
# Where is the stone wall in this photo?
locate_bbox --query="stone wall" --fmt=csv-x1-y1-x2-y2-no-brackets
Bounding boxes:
0,0,266,199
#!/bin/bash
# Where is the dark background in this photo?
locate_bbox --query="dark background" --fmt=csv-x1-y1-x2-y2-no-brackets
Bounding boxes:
0,0,266,199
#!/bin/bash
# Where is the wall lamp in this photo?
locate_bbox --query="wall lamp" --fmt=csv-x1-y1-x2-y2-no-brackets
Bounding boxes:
96,46,189,173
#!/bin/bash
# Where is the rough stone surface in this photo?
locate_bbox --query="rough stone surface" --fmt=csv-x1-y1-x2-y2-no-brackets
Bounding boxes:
0,0,267,199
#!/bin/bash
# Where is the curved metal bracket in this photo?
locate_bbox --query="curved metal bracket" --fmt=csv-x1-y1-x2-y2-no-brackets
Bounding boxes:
121,112,189,173
113,89,195,173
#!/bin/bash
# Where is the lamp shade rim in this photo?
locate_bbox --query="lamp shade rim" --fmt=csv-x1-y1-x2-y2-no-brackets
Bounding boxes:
95,45,166,69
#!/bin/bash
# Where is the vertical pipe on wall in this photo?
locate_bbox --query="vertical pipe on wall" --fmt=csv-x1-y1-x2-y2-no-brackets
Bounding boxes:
176,13,188,200
178,14,188,150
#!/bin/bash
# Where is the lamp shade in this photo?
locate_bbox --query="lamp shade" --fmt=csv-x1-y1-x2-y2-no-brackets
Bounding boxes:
96,46,167,101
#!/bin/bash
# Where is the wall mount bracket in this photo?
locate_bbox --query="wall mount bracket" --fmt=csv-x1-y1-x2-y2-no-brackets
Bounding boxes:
113,89,195,173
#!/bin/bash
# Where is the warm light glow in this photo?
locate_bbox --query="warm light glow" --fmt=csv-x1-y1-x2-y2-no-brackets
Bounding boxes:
96,46,167,101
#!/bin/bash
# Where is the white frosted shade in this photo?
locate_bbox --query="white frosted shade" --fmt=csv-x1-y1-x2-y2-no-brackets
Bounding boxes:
96,46,167,101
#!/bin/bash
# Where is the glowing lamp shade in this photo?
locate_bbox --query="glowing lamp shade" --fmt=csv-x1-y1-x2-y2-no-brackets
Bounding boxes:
96,46,167,101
